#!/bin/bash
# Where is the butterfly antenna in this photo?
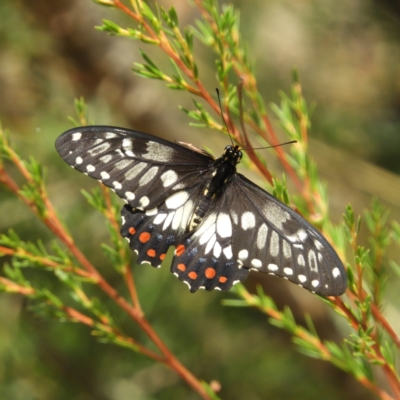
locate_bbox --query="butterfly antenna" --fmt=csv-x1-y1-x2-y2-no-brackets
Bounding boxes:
216,88,234,146
241,140,297,151
238,80,249,146
237,81,297,151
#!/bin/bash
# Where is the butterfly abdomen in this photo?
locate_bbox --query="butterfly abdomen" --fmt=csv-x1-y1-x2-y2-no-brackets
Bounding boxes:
188,154,238,232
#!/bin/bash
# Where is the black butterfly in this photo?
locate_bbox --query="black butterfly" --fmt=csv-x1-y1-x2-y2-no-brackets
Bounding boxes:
55,126,347,296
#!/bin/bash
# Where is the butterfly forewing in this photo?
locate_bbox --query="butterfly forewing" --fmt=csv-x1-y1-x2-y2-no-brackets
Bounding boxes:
56,125,347,296
229,175,347,296
55,126,213,210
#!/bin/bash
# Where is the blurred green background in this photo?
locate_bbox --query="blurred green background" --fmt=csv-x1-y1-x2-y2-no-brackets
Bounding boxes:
1,0,400,399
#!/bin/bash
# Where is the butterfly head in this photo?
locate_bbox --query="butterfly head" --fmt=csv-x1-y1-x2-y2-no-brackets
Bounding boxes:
223,144,242,166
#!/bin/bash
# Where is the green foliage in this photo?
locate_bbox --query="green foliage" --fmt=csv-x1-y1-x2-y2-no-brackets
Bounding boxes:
0,1,399,400
271,174,290,206
67,97,91,126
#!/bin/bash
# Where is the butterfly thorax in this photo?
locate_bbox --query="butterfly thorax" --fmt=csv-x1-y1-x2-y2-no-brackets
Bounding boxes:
188,145,242,231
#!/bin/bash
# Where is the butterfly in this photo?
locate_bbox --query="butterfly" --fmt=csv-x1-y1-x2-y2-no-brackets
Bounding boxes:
55,126,347,296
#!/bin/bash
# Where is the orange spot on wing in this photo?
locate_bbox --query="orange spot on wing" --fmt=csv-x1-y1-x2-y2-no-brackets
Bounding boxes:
175,244,185,256
147,249,156,257
159,253,166,260
129,227,136,235
177,263,186,272
219,276,228,283
139,232,151,243
205,268,216,279
188,271,198,280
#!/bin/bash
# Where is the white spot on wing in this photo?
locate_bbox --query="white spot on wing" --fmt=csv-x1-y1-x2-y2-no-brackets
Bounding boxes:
105,132,118,139
113,181,122,190
100,171,110,180
165,191,189,210
212,239,221,257
194,213,217,237
311,279,319,287
241,212,255,230
268,263,278,272
298,274,307,283
332,267,341,278
76,157,83,164
125,162,146,180
88,142,111,156
139,196,150,207
223,245,233,259
86,164,95,172
181,200,194,230
270,231,279,257
263,202,290,229
308,250,318,272
143,142,174,162
283,267,293,275
163,212,174,230
297,254,305,266
282,240,292,259
231,211,238,225
122,138,135,157
314,239,324,250
161,170,178,187
139,166,159,186
238,249,248,260
216,213,232,238
172,205,184,230
199,224,215,245
125,191,135,201
154,213,167,225
172,183,185,190
205,234,216,255
99,154,112,164
287,229,308,243
114,159,134,170
72,132,82,141
298,229,308,242
122,138,132,147
145,207,158,216
251,259,262,268
256,223,268,250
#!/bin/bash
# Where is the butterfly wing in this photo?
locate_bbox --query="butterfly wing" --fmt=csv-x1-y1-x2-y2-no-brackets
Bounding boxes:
230,174,347,295
56,125,219,277
171,173,347,295
120,177,212,267
55,126,213,210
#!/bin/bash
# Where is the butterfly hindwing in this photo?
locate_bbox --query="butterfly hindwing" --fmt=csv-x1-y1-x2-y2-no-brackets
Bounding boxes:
171,210,250,292
120,177,210,266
